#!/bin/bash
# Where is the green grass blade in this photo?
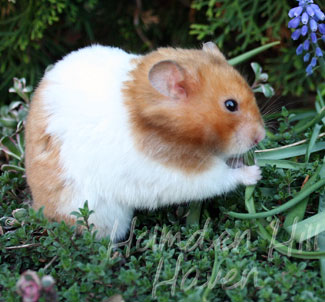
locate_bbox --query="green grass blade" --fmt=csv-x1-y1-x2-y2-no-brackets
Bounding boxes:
227,178,325,219
257,159,308,170
255,141,325,160
255,219,325,259
293,107,325,134
186,202,202,226
1,164,25,172
228,41,280,66
318,161,325,288
316,102,325,125
283,165,322,229
305,123,322,163
317,88,325,107
285,211,325,242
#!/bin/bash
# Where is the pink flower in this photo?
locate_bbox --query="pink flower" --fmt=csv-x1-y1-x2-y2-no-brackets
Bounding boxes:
16,271,41,302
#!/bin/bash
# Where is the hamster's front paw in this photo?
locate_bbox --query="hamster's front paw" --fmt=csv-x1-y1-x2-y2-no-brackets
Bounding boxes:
239,165,262,186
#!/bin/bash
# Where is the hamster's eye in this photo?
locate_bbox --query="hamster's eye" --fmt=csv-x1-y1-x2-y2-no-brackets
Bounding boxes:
224,99,238,112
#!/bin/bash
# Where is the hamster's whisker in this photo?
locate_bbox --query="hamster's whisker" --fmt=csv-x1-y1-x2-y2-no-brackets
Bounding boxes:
260,94,281,114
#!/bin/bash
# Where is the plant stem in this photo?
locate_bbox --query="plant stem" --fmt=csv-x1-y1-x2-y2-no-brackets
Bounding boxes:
186,202,202,226
318,160,325,289
227,178,325,219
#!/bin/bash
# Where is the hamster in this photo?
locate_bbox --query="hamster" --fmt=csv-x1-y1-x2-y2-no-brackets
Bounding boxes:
25,42,265,240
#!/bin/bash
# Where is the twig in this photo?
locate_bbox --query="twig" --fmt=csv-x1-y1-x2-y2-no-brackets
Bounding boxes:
44,255,58,271
5,243,40,250
133,0,153,49
255,132,325,153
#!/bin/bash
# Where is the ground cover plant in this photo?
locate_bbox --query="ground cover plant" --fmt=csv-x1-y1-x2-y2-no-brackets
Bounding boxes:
1,0,325,301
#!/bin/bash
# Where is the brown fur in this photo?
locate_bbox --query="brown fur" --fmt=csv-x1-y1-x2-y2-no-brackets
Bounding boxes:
25,80,75,224
123,47,263,173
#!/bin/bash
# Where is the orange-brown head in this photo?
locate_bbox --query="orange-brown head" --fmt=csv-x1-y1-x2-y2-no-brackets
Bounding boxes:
124,42,265,172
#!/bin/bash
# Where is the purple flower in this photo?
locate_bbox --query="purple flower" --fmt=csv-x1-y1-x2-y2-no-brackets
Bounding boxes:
289,6,303,18
316,47,323,57
301,25,308,35
296,44,304,55
303,39,310,51
311,32,317,43
292,29,301,40
289,17,301,28
319,24,325,34
310,4,320,12
306,6,315,16
322,35,325,42
310,18,318,31
306,64,313,75
311,57,317,67
304,53,310,62
301,12,309,24
315,9,325,21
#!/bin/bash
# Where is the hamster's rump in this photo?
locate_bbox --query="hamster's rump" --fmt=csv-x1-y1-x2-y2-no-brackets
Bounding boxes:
25,45,138,238
25,44,265,240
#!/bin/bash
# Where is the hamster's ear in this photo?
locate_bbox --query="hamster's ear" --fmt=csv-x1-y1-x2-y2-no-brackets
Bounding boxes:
202,41,226,61
148,60,187,101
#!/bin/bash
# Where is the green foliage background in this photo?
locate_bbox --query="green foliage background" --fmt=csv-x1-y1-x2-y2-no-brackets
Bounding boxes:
0,0,196,104
1,0,325,301
1,0,323,102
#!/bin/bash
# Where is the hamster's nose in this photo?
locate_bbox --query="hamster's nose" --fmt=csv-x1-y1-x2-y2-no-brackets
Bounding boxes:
254,128,266,145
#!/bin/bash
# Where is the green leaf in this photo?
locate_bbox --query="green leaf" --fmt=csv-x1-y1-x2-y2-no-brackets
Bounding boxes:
0,136,23,160
251,62,262,79
228,41,280,65
255,141,325,160
1,164,25,172
305,123,322,163
227,178,325,219
318,160,325,288
257,159,309,170
285,211,325,243
0,117,17,128
186,202,202,226
283,165,322,229
253,84,274,98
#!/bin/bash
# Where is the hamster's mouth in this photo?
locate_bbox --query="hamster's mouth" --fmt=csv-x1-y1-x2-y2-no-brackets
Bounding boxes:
226,156,245,169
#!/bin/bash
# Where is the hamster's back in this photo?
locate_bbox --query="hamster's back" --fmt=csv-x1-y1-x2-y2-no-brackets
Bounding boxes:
25,45,137,223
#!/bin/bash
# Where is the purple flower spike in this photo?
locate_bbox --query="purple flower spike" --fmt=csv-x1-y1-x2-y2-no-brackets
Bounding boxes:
306,64,313,75
315,9,325,21
310,19,318,31
301,12,309,24
311,57,317,67
304,53,310,62
292,29,301,40
306,6,315,17
311,32,317,43
316,47,323,57
288,17,301,28
288,1,325,75
303,39,310,51
296,44,304,55
319,24,325,35
301,25,308,36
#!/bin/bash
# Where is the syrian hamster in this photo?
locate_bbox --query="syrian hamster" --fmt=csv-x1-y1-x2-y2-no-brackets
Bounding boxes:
25,42,265,240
